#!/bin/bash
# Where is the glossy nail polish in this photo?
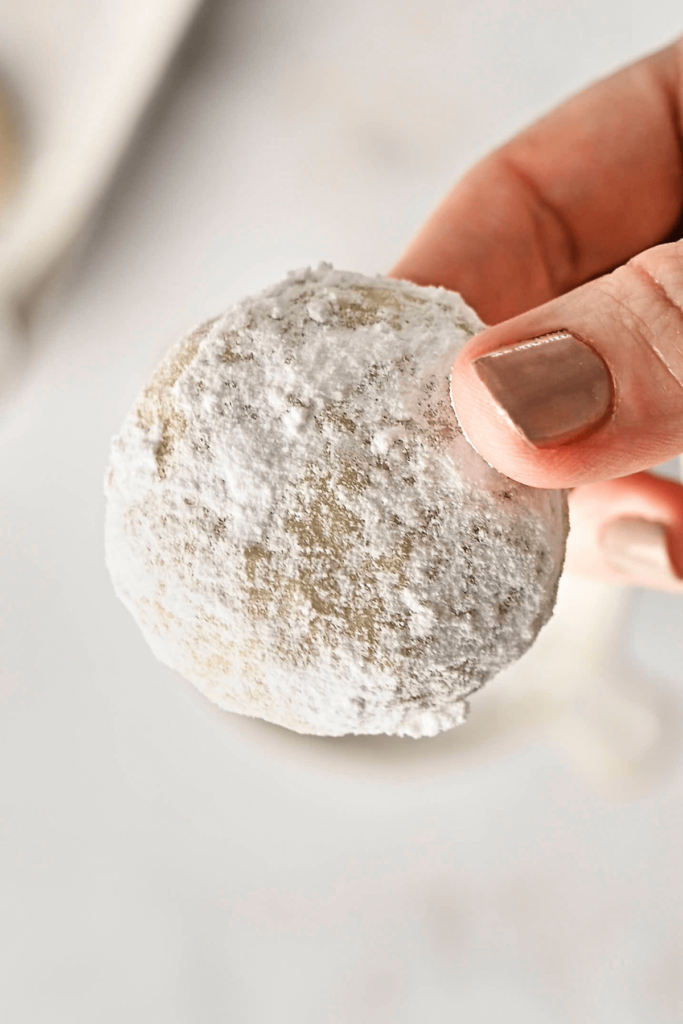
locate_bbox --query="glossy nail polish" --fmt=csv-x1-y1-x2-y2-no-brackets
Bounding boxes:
472,330,613,447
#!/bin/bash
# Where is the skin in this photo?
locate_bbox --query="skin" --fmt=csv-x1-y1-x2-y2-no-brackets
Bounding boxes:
391,36,683,589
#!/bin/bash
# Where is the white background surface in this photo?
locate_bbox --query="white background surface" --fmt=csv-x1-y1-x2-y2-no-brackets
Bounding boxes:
1,2,683,1021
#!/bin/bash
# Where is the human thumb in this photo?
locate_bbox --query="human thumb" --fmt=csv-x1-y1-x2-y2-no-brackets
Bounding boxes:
451,240,683,488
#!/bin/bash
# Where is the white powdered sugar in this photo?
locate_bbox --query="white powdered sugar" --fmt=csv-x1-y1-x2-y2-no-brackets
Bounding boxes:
105,266,568,738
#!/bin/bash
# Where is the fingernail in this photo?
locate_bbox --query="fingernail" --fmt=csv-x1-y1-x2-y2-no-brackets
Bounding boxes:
600,517,682,586
472,330,613,448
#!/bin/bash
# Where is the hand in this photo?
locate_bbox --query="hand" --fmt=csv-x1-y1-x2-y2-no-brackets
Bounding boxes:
392,37,683,591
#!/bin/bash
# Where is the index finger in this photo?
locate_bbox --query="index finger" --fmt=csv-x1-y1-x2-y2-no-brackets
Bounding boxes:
391,39,683,324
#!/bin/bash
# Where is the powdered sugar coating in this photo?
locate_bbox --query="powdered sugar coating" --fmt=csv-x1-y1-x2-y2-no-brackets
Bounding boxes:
105,266,568,737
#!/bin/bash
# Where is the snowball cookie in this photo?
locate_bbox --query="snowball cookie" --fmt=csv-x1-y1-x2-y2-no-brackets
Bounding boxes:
105,265,568,738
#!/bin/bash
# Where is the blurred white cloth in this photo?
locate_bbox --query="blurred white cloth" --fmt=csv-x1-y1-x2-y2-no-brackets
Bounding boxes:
0,0,200,403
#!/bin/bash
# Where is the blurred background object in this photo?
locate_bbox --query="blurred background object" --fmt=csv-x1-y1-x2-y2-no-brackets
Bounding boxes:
1,2,683,1022
0,0,202,405
0,80,20,218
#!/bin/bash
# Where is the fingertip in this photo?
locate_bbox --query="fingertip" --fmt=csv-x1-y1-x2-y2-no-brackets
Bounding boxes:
450,340,569,488
567,473,683,589
451,317,625,488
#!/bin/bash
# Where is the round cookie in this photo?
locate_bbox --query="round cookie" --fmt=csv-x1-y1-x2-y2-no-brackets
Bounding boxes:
105,266,568,737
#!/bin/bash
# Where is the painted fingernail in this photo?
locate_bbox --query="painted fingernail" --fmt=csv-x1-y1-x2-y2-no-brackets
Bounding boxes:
600,517,682,586
472,330,613,447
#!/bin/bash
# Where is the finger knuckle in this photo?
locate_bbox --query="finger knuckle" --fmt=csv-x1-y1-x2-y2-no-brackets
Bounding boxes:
628,243,683,322
595,243,683,388
623,243,683,327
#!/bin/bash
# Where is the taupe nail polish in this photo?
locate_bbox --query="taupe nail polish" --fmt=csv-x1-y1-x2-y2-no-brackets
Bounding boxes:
600,518,682,587
472,330,613,448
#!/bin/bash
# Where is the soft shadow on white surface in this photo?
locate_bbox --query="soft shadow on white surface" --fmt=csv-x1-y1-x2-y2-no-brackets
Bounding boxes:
1,2,683,1022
